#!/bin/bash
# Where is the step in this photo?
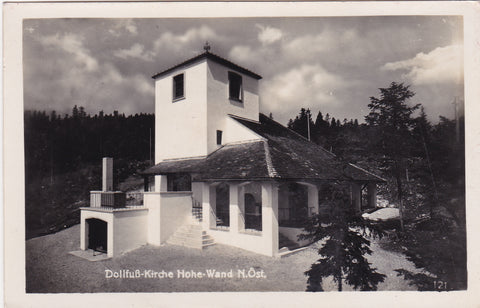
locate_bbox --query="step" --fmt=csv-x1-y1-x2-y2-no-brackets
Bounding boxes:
169,230,206,239
166,224,216,250
168,234,214,243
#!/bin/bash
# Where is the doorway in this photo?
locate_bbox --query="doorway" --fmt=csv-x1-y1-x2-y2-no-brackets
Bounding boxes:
86,218,107,253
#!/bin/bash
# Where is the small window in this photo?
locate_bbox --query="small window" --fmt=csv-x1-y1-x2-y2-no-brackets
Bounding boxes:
228,71,243,102
216,130,223,145
173,73,184,101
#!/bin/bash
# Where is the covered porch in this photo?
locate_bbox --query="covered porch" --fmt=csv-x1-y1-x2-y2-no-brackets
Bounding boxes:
144,172,379,257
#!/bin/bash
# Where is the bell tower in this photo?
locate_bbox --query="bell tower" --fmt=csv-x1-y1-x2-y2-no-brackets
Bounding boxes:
153,45,262,163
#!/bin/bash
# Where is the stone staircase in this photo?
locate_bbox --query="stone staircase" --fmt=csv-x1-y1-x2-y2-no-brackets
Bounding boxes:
166,222,215,249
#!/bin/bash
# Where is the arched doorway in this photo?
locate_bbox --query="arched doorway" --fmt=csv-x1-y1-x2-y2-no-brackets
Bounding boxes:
216,183,230,227
244,183,262,231
86,218,107,253
278,183,308,227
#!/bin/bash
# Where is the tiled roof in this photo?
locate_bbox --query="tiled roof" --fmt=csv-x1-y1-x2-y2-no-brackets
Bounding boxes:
142,157,205,174
142,114,385,183
152,51,262,80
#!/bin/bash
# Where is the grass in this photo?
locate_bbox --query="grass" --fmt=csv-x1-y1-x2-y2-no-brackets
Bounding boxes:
26,224,420,293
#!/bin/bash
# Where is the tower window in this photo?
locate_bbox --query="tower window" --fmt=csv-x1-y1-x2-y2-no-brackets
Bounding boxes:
173,73,184,101
228,71,243,102
216,130,223,145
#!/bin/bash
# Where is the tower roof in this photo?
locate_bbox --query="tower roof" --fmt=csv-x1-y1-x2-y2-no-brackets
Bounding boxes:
152,51,262,80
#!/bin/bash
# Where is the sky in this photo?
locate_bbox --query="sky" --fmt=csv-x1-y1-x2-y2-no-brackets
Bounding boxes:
23,16,464,125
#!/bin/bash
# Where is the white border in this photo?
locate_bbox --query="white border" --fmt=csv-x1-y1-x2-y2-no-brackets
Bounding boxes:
4,2,480,307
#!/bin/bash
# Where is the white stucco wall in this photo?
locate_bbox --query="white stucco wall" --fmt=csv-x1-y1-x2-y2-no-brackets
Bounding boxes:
206,60,260,154
155,60,208,162
144,192,192,245
201,181,279,257
154,58,261,161
223,116,262,145
207,229,275,256
144,192,161,245
159,192,192,242
80,208,148,257
192,182,203,204
113,210,148,256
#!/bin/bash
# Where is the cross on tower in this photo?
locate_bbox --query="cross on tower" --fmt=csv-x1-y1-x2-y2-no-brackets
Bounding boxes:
203,41,211,52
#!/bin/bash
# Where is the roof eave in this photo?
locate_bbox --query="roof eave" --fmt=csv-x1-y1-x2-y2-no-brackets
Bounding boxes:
152,52,262,80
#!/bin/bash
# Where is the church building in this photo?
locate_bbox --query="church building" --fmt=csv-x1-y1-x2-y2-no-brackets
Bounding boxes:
79,44,384,258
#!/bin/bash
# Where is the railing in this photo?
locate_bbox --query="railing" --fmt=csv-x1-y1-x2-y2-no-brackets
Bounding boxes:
192,198,202,221
90,191,126,208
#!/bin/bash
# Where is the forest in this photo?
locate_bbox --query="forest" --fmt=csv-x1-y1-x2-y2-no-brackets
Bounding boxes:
24,82,466,290
286,83,465,291
24,107,154,239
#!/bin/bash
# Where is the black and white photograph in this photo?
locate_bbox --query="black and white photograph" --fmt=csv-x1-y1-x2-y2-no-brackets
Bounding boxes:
4,1,480,307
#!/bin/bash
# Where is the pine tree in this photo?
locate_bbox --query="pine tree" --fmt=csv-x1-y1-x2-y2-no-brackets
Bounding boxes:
72,105,79,118
331,117,337,128
301,183,386,291
365,82,419,230
288,108,314,139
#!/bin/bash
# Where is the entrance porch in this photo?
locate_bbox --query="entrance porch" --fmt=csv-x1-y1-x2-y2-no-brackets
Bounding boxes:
145,173,379,258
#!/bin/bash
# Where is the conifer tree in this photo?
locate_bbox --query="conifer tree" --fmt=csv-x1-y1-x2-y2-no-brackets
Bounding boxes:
365,82,419,230
301,183,385,291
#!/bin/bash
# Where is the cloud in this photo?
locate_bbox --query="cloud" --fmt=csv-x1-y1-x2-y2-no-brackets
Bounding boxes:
108,19,138,36
27,32,153,115
228,27,362,77
261,64,345,117
39,33,99,72
382,44,463,85
256,24,283,45
113,43,154,61
124,19,138,35
153,25,216,53
229,45,256,64
283,29,359,61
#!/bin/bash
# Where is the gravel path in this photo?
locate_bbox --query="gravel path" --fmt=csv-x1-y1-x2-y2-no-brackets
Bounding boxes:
26,224,419,293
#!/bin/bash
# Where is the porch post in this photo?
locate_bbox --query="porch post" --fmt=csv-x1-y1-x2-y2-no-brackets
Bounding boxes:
262,182,279,257
238,185,246,231
107,220,114,257
308,185,319,216
367,183,377,208
351,182,361,213
229,183,240,234
80,211,87,250
154,175,168,192
202,183,216,230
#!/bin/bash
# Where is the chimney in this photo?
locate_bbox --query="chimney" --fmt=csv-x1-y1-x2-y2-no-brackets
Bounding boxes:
102,157,113,192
